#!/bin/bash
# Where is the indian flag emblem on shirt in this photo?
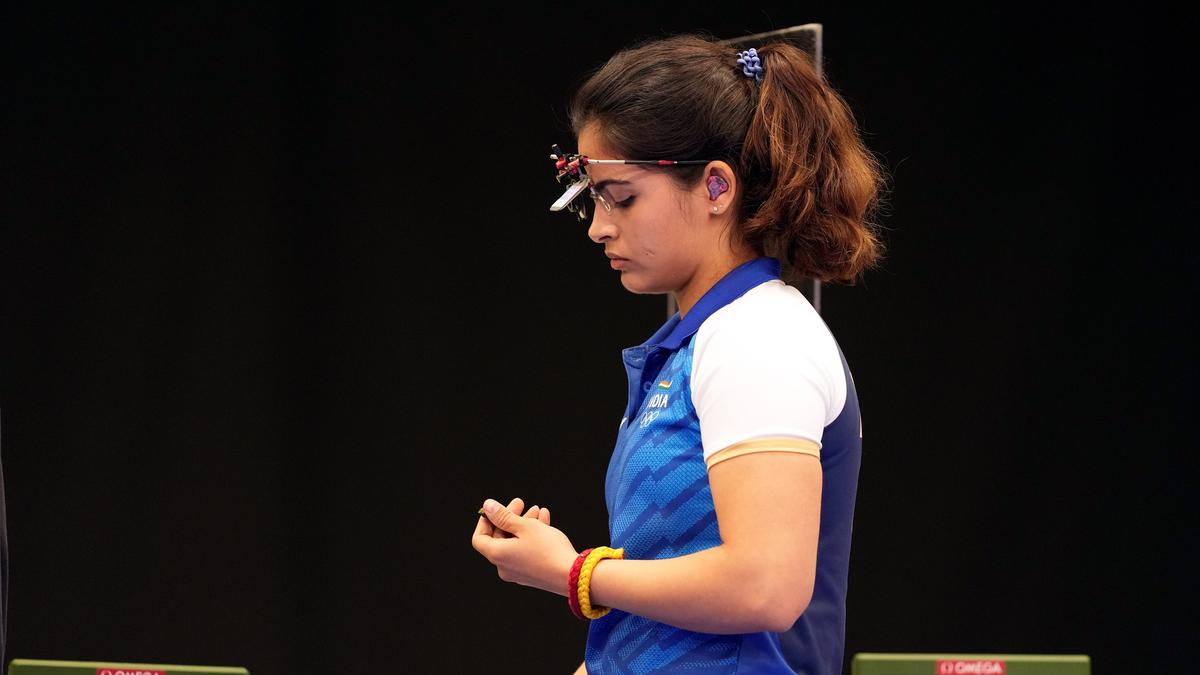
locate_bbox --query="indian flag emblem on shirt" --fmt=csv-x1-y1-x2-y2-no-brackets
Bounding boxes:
657,379,672,390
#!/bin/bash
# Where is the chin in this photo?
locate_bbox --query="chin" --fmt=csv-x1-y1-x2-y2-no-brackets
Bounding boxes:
619,273,670,296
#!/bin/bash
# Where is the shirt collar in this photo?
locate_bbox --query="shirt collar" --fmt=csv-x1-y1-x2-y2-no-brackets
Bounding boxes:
643,256,782,351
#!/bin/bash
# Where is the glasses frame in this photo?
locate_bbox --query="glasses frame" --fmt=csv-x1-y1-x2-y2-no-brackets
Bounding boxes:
549,144,712,222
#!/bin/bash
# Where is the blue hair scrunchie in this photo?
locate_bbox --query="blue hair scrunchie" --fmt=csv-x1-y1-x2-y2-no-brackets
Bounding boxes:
737,47,763,84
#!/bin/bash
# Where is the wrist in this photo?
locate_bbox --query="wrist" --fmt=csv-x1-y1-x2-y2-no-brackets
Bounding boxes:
567,549,593,618
575,546,625,620
557,549,582,598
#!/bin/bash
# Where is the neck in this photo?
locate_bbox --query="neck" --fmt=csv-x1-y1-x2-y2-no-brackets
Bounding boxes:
674,248,758,318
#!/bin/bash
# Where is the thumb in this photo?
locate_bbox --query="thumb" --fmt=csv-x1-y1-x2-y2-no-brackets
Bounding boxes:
482,499,526,534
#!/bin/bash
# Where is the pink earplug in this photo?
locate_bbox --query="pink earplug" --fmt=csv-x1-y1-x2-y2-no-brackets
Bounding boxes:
707,175,729,200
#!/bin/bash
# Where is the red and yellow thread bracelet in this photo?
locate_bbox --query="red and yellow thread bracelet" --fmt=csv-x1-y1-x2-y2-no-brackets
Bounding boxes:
567,548,594,620
577,546,625,620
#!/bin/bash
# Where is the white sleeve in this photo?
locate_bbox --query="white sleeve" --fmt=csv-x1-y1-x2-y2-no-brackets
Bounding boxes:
690,282,846,469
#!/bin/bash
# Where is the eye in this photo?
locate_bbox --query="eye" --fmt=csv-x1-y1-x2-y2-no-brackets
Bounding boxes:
614,196,635,209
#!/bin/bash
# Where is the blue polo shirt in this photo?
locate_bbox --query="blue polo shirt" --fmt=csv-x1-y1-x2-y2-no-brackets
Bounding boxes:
584,256,863,675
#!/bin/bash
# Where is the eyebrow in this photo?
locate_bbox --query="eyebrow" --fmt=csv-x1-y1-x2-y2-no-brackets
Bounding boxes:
592,178,634,191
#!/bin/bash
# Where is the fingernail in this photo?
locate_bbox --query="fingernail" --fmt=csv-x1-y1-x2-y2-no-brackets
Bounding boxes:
483,499,499,514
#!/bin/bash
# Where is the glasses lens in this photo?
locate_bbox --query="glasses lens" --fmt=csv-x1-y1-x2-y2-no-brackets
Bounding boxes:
589,182,613,213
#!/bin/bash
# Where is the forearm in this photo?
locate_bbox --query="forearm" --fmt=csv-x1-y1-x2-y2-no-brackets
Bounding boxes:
585,543,783,634
572,661,586,675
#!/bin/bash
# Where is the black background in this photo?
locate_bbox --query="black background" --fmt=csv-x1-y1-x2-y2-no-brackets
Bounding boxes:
1,4,1194,674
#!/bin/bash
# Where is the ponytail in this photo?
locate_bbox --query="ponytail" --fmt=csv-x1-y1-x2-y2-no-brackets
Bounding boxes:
739,42,887,284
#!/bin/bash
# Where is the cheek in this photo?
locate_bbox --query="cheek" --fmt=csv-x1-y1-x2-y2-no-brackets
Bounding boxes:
625,201,695,262
637,221,694,262
632,219,675,257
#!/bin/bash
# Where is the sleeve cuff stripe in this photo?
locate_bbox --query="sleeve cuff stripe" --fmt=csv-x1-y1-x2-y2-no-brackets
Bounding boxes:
705,436,821,470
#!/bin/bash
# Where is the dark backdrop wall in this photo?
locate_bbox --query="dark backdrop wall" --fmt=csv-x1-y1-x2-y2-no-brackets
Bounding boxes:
1,4,1193,674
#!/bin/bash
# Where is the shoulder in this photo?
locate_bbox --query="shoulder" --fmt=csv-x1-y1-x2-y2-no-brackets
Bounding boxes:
695,280,840,367
690,279,847,428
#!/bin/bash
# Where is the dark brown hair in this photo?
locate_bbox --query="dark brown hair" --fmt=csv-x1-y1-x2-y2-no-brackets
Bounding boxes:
568,32,887,284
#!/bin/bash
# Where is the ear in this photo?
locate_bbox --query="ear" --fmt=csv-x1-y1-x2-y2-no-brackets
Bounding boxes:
702,161,737,217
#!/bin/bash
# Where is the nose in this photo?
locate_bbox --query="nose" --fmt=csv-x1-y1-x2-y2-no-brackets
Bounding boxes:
587,209,617,244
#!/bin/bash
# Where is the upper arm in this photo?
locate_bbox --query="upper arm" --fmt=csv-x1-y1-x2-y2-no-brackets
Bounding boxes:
689,285,842,624
708,446,821,625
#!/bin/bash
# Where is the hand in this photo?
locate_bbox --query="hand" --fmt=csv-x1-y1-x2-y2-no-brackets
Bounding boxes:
483,497,552,540
472,497,579,597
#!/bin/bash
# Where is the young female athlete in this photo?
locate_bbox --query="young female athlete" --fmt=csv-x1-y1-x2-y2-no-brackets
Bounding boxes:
472,33,885,674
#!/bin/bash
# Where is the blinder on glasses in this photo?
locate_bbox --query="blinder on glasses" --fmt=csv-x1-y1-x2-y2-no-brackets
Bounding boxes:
548,144,713,222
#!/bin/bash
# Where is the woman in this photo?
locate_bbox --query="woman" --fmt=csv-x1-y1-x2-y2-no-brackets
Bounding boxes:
472,33,885,674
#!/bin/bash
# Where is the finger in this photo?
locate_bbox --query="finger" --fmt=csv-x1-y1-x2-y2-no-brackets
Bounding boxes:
472,513,495,556
475,510,494,536
538,506,551,525
492,497,525,539
502,497,525,537
472,527,492,557
481,498,528,539
525,505,540,520
474,503,495,539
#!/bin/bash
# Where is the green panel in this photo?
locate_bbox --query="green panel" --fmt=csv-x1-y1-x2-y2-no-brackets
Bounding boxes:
852,653,1090,675
8,659,249,675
